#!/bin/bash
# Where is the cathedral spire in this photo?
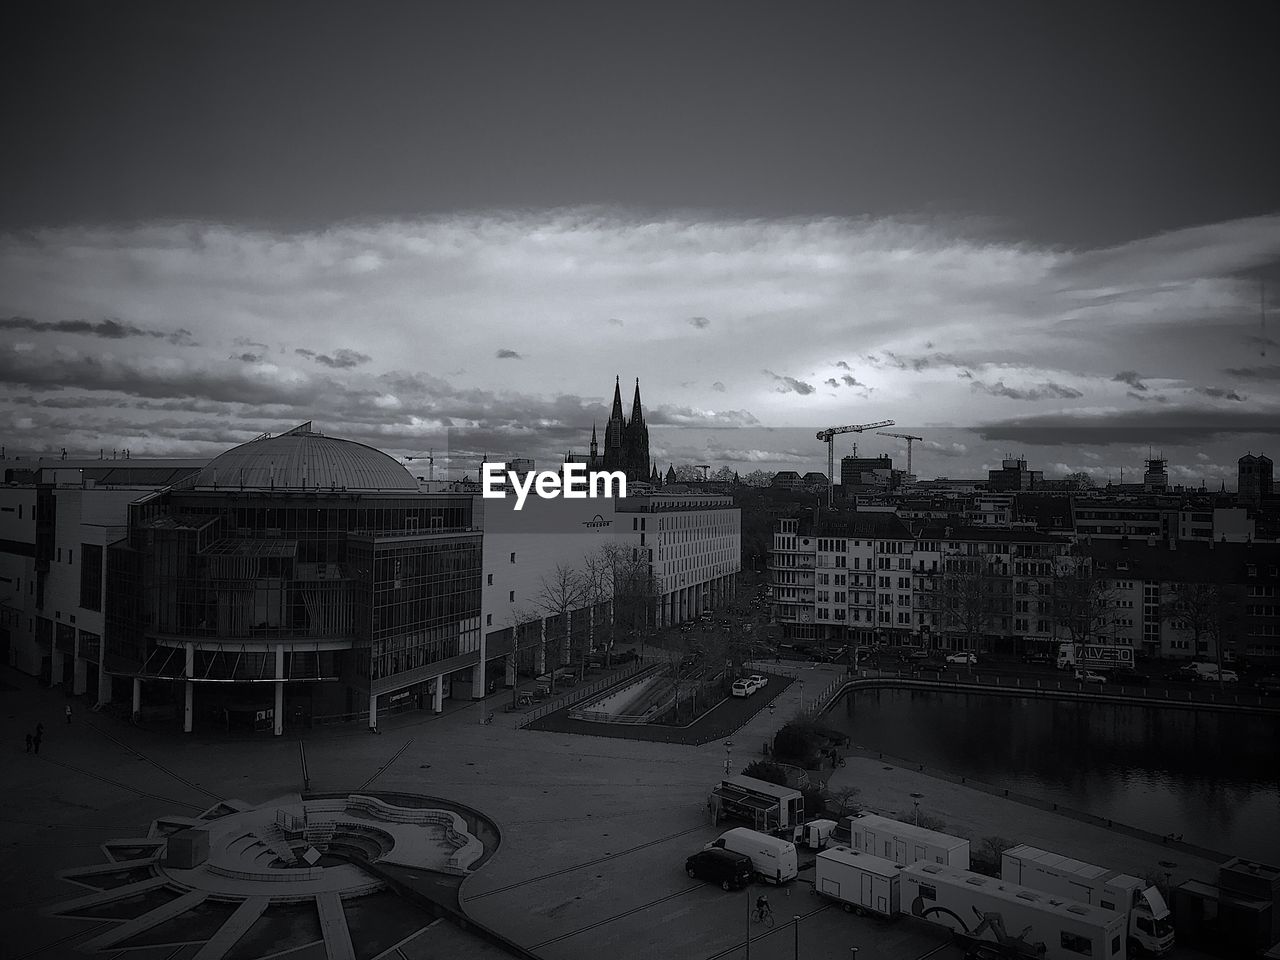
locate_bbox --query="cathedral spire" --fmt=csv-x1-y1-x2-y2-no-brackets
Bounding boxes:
610,375,624,421
631,378,644,424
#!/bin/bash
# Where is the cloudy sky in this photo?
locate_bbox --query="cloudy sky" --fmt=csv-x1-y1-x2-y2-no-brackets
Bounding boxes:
3,2,1279,486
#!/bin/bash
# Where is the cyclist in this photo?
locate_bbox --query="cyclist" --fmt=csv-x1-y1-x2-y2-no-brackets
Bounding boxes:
755,894,771,922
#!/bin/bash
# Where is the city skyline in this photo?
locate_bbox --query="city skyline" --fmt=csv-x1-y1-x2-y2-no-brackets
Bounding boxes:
3,3,1279,483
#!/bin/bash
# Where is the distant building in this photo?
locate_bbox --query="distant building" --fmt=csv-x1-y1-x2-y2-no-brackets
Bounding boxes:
1239,453,1274,507
840,454,893,488
987,457,1043,492
1143,456,1169,493
565,377,652,486
771,471,803,491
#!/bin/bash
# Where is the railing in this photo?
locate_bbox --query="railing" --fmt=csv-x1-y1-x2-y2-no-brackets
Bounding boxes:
518,659,658,727
817,669,1280,716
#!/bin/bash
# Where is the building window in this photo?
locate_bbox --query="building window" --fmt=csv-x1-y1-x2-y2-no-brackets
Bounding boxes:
1060,932,1093,956
509,591,515,602
487,573,494,585
486,614,493,626
79,544,103,612
510,552,516,563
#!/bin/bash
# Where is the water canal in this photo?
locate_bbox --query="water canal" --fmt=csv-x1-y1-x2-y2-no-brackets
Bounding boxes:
828,687,1280,863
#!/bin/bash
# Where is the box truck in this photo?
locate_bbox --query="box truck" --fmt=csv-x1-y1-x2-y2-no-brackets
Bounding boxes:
815,846,902,919
842,812,971,870
1056,642,1135,672
1001,844,1174,957
901,861,1129,960
704,827,798,884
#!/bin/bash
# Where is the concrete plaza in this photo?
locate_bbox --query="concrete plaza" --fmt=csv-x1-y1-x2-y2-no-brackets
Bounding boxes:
3,662,1224,960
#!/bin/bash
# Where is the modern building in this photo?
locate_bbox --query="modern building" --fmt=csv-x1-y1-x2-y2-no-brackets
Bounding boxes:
0,457,205,692
1143,456,1170,493
102,424,483,735
620,493,741,627
840,453,893,489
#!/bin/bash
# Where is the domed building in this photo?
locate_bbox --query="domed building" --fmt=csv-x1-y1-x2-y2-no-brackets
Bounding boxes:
104,424,483,735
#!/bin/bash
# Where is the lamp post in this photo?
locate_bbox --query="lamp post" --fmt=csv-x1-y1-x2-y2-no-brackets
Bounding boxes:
799,680,805,712
793,915,801,959
724,740,733,776
910,792,923,826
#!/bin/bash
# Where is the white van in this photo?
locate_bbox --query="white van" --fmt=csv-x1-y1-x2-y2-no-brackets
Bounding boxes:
705,827,798,884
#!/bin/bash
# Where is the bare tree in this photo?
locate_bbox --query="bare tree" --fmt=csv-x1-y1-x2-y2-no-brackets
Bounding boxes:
936,550,1003,672
1161,580,1234,677
532,564,588,695
506,605,539,710
1047,546,1120,668
582,545,619,668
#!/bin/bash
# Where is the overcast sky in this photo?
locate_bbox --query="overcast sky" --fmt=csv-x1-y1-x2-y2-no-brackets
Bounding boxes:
3,2,1278,486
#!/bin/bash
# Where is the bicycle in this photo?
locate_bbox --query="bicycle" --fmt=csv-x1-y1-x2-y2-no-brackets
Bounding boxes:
753,907,774,928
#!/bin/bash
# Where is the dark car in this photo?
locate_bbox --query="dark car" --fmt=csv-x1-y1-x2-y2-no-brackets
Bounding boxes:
1108,668,1150,686
1162,669,1198,684
612,648,639,664
964,944,1017,960
685,848,753,890
1256,677,1280,696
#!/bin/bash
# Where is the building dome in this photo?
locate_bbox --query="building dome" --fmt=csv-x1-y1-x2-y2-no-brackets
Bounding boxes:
194,423,419,492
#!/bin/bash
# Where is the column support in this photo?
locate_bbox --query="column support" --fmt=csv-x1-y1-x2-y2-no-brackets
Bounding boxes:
273,644,284,736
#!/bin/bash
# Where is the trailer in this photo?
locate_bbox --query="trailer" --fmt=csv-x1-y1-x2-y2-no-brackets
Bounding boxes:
815,846,901,919
1002,844,1173,957
709,775,805,836
901,861,1129,960
842,812,971,870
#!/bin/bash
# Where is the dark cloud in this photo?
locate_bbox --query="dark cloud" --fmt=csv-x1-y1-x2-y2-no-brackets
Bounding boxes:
1112,370,1147,391
1225,364,1280,380
976,407,1280,446
711,381,726,392
835,361,851,371
606,318,624,327
957,370,974,379
295,348,316,358
763,370,816,395
971,380,1083,401
1197,386,1245,401
495,348,523,359
231,352,264,363
841,374,864,388
825,378,839,388
0,315,195,345
313,349,372,369
1127,391,1168,403
687,316,710,329
234,337,269,350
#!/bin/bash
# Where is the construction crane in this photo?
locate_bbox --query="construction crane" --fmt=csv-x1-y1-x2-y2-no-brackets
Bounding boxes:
815,420,895,506
878,431,923,479
404,449,435,482
695,464,711,480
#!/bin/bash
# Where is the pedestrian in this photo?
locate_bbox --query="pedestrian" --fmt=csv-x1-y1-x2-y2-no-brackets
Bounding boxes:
25,733,33,753
33,731,42,755
65,704,73,724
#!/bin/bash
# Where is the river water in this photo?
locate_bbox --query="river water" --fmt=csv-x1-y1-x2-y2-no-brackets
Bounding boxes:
828,688,1280,864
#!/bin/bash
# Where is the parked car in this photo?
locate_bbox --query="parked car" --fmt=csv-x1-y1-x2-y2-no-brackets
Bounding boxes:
914,659,947,673
964,944,1018,960
945,653,978,665
747,674,768,689
685,848,754,891
731,679,754,697
1075,669,1107,685
1107,668,1150,686
1256,677,1280,696
1162,669,1198,684
909,649,932,660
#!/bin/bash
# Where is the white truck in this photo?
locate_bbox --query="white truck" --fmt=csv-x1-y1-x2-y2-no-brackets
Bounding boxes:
815,846,901,918
1056,642,1135,672
842,812,971,870
704,827,798,884
901,861,1129,960
1002,844,1174,957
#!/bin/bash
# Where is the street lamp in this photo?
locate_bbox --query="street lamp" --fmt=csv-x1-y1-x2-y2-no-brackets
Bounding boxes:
910,792,923,826
724,740,733,776
793,915,801,960
798,680,805,712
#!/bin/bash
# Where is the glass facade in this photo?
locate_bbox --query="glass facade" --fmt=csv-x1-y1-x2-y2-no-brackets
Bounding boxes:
105,490,481,705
